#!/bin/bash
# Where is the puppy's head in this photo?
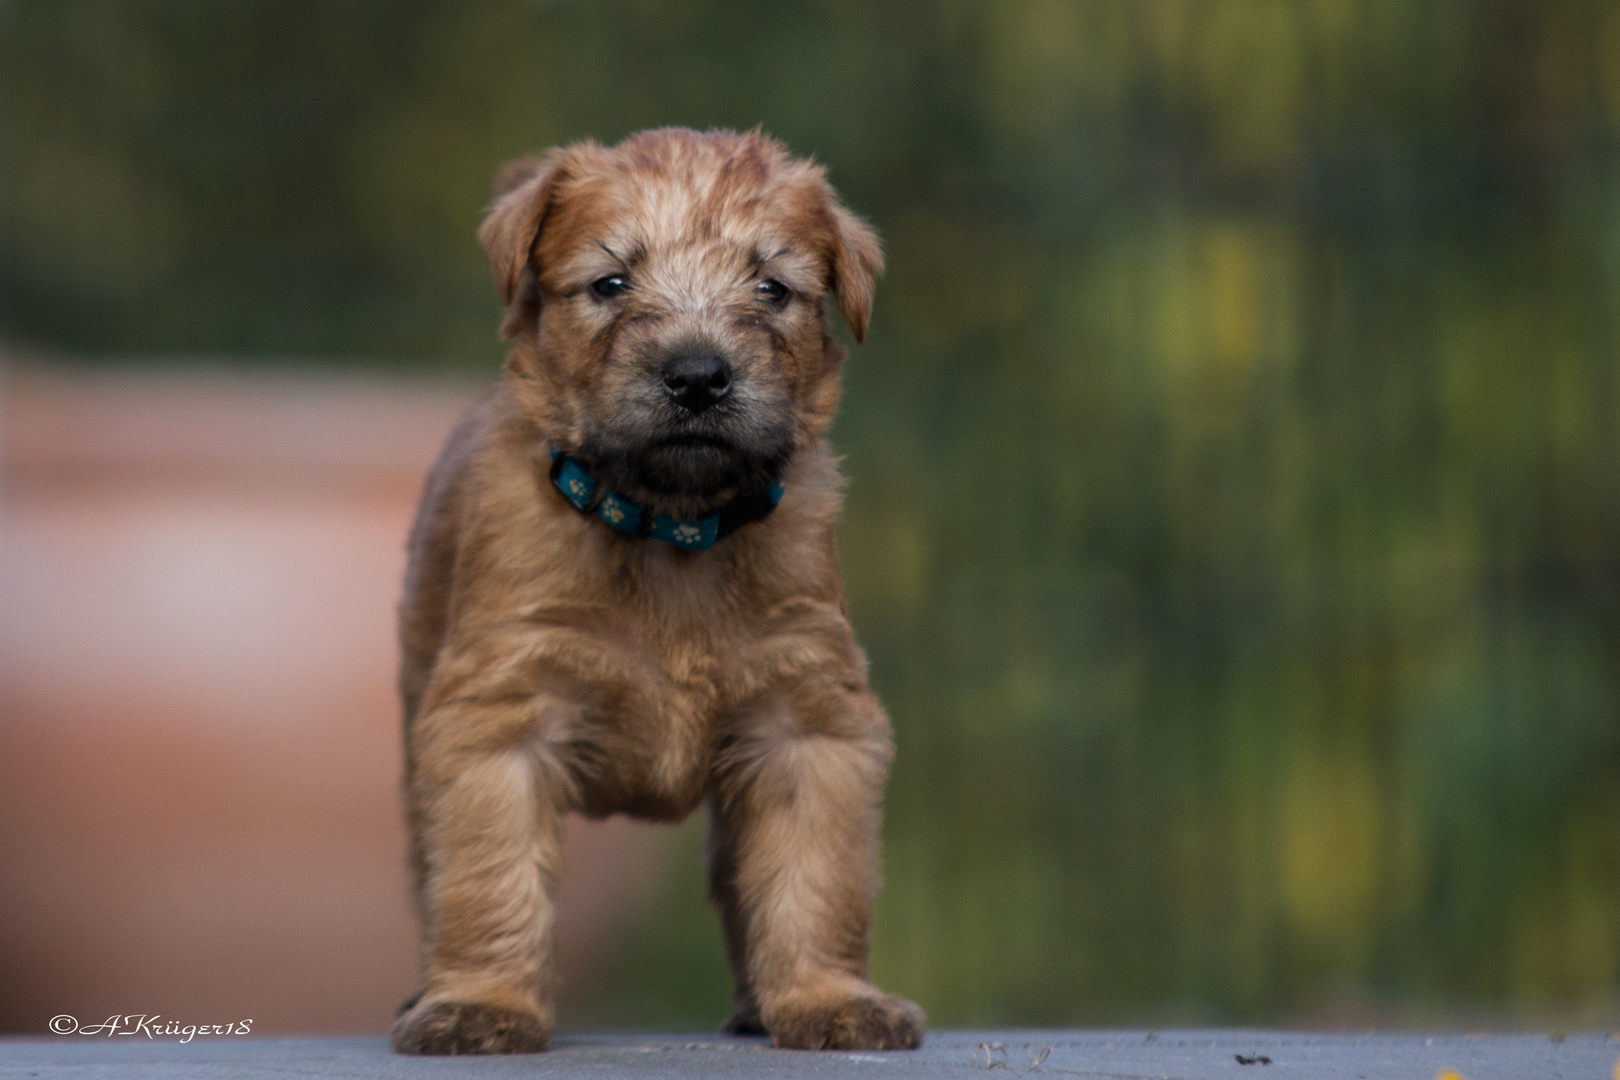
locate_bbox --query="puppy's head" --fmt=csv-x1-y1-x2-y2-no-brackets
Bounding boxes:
480,128,882,516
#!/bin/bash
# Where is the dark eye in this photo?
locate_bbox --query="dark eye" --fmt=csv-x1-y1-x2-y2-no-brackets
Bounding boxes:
755,278,789,304
590,275,629,299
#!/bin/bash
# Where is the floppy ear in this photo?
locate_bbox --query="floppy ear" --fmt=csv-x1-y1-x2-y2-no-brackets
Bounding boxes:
826,200,884,344
478,151,567,309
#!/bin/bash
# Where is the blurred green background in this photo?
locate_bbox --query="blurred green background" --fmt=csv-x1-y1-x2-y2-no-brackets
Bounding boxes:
4,0,1619,1030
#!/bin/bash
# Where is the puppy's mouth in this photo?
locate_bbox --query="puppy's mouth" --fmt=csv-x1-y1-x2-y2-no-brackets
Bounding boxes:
655,434,735,452
579,426,790,513
632,435,775,498
639,435,742,486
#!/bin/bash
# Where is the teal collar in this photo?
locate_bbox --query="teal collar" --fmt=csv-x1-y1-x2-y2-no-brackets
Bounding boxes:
548,449,784,551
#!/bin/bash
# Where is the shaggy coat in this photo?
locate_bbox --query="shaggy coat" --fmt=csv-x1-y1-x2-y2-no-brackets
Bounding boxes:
393,128,923,1054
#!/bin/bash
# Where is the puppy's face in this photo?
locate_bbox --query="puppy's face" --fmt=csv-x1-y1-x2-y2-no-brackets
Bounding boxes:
480,129,882,515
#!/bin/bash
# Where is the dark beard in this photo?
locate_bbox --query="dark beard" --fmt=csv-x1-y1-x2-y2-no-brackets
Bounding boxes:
579,432,791,510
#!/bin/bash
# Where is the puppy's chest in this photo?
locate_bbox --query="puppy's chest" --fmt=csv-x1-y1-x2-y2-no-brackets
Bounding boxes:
655,636,726,695
574,626,742,818
528,547,797,766
611,554,757,700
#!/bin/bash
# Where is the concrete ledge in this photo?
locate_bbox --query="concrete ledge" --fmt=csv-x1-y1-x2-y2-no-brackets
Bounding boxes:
2,1030,1614,1079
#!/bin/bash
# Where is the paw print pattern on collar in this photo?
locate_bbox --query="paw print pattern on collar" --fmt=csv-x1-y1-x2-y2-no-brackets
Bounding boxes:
548,450,782,551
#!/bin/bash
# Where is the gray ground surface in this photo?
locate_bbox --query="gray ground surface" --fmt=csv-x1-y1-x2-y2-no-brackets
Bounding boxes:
1,1031,1614,1079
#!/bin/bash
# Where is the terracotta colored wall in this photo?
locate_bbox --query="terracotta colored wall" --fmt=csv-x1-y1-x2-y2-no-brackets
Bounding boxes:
0,367,668,1034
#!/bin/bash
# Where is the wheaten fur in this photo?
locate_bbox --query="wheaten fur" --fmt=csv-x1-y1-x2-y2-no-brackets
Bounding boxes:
392,127,923,1054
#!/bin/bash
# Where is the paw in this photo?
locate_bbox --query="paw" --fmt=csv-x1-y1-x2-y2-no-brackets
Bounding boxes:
391,999,549,1055
767,988,925,1051
722,1002,766,1036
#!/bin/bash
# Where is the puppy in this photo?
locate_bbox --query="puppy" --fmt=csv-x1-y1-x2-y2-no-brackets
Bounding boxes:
392,127,923,1054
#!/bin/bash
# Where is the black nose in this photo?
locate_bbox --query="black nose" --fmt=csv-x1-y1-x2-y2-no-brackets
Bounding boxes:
661,354,732,414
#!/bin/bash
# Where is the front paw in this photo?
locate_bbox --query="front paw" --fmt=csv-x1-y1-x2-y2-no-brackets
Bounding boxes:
767,987,925,1050
391,999,550,1055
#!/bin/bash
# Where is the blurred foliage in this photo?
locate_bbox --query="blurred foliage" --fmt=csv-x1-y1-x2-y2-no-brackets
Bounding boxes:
5,0,1620,1028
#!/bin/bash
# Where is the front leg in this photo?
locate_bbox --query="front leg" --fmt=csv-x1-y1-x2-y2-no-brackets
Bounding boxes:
393,688,572,1055
709,685,925,1050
